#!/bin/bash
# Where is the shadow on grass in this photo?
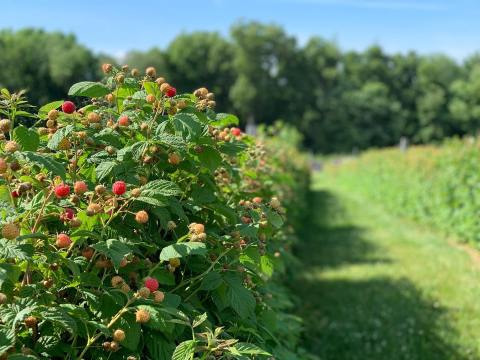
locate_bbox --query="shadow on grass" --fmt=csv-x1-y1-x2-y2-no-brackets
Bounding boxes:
293,189,468,360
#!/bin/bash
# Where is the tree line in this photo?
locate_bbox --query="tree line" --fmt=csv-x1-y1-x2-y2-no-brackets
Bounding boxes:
1,24,479,153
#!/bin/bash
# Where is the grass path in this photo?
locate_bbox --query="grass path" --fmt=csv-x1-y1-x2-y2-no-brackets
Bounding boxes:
294,173,480,360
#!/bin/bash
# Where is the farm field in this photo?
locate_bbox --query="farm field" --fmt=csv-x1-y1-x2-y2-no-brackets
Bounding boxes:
294,172,480,360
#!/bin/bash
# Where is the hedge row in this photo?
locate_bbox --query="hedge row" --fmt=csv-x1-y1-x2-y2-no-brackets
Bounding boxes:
324,138,480,243
0,65,311,359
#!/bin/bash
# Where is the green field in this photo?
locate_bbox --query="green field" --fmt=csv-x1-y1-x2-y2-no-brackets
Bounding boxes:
294,172,480,360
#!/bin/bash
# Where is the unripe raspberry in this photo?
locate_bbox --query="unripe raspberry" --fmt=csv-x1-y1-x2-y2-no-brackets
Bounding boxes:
110,341,120,352
95,184,106,195
159,83,170,93
81,247,94,260
145,67,156,78
87,112,101,123
137,287,151,299
118,115,129,127
115,74,125,83
270,197,281,209
56,233,72,248
168,152,181,165
102,63,113,74
189,223,205,235
153,290,165,303
169,258,181,268
155,77,166,85
0,119,11,133
131,68,140,77
111,275,124,288
167,221,177,231
166,87,176,98
24,316,38,328
144,277,159,292
196,232,207,242
252,197,262,204
135,210,149,224
135,309,151,323
122,64,129,71
74,181,88,195
4,141,18,153
2,223,19,240
46,119,56,129
140,122,149,132
102,341,111,350
106,93,115,103
38,127,48,135
146,94,156,104
48,109,59,120
0,158,8,173
112,181,126,195
121,283,131,293
127,356,137,360
62,101,76,114
57,137,71,150
87,203,102,216
0,292,7,304
207,100,216,108
131,188,142,198
113,329,126,342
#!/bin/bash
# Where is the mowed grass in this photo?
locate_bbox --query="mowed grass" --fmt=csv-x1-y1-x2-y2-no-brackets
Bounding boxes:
294,172,480,360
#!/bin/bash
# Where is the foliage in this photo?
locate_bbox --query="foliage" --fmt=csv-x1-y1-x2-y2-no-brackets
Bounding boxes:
6,24,480,153
0,64,311,359
323,137,480,244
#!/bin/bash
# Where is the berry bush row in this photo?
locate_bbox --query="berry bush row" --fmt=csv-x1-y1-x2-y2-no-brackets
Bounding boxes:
0,65,311,359
323,139,480,244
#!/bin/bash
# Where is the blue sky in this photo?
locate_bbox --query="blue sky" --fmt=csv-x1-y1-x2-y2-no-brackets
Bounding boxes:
1,0,480,61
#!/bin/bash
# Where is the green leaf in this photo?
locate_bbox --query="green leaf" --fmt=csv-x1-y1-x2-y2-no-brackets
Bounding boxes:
231,343,271,356
117,312,141,351
192,313,208,328
38,100,63,118
68,81,110,98
141,179,182,197
224,273,256,319
172,113,203,140
136,305,175,333
92,239,132,269
0,326,15,355
144,81,160,97
211,113,239,127
219,141,248,156
42,307,77,334
154,133,186,148
197,146,222,172
172,340,196,360
260,255,274,278
20,152,66,179
13,125,39,151
47,125,74,150
200,272,223,291
265,208,284,228
0,239,34,261
0,263,21,287
135,196,168,207
160,242,207,262
95,161,117,181
144,331,175,360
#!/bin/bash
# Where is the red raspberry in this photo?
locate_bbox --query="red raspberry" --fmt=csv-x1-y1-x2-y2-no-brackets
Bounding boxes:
112,181,126,195
231,127,241,137
11,190,19,198
118,115,129,127
56,233,72,248
64,208,75,220
144,277,159,292
74,181,88,195
166,87,176,98
55,183,70,198
62,101,76,114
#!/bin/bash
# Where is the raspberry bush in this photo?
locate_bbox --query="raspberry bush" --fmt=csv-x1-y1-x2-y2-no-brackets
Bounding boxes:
0,65,310,359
